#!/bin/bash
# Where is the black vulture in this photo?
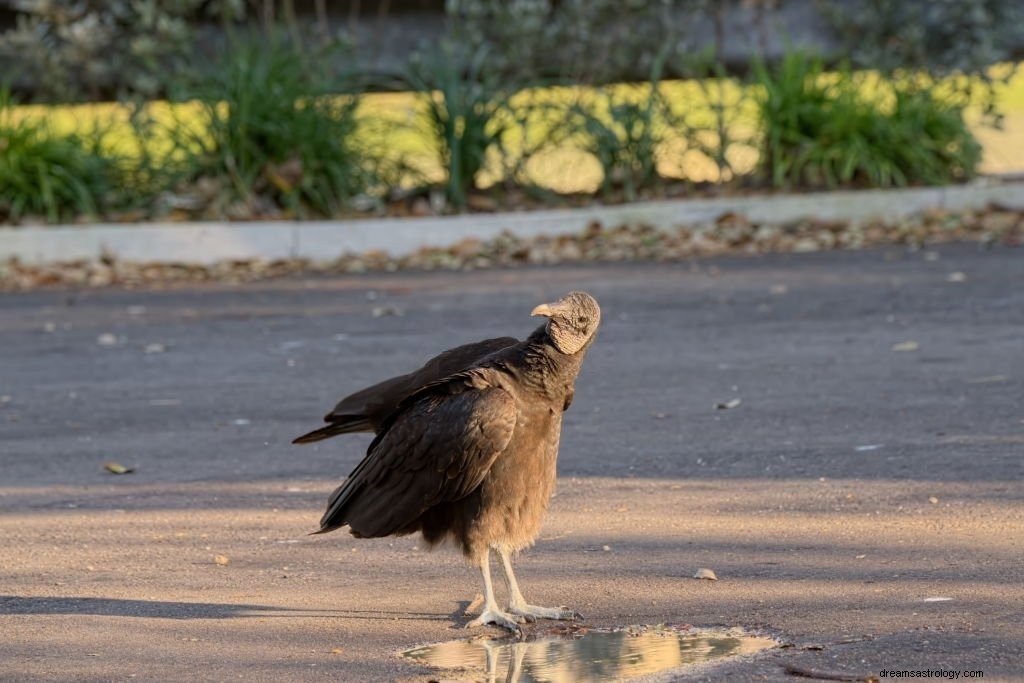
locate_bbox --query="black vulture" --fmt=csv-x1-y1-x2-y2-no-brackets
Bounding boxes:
293,291,601,632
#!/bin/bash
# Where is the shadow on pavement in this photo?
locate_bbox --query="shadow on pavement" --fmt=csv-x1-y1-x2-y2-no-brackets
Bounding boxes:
0,595,454,622
0,595,290,619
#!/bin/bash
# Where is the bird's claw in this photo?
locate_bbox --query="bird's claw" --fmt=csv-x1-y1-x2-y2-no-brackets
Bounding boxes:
466,607,525,636
508,603,583,622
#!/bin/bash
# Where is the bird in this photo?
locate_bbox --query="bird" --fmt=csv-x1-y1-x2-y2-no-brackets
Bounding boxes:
293,291,601,633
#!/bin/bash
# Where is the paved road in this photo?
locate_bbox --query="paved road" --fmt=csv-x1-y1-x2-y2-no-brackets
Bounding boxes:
2,244,1022,681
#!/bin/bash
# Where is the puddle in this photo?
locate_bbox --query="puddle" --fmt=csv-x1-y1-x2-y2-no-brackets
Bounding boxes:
401,624,777,682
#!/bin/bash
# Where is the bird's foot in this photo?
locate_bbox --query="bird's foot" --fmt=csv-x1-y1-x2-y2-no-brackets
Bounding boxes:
508,603,583,622
465,607,525,636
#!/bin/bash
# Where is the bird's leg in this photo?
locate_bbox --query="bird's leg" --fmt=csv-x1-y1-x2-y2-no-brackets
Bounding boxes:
497,546,582,621
465,549,525,635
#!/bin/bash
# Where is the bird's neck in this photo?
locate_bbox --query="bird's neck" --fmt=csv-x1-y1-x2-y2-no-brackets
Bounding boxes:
511,326,587,397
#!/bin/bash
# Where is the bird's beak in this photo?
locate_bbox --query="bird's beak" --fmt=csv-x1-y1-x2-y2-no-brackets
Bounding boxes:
531,302,556,318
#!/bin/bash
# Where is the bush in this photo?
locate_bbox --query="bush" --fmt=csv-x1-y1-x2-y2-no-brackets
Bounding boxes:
819,0,1023,125
0,1,247,102
165,35,372,218
755,54,981,189
0,90,121,223
401,43,519,210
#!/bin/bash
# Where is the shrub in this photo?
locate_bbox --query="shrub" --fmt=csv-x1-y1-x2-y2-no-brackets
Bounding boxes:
755,53,981,189
166,35,372,218
819,0,1023,125
401,43,518,210
0,90,121,223
0,1,246,102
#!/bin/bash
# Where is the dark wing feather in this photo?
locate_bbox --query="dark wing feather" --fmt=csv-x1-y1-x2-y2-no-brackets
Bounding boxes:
292,336,517,444
316,370,517,536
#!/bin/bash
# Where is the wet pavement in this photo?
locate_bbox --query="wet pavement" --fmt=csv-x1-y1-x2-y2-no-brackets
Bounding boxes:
402,626,777,682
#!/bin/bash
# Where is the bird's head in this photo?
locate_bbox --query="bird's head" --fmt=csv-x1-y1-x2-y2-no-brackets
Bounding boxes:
531,291,601,355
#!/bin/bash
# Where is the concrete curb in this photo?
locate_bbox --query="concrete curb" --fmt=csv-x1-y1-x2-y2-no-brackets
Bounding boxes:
2,182,1022,266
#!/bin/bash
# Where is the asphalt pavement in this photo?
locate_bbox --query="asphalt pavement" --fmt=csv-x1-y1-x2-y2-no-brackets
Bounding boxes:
1,244,1022,681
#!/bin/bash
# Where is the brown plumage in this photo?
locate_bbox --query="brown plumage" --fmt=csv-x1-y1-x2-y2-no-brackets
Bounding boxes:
293,291,601,633
292,336,517,443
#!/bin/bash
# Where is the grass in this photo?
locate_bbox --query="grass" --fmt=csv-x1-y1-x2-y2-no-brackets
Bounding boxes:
755,54,982,188
8,63,1024,219
0,90,122,222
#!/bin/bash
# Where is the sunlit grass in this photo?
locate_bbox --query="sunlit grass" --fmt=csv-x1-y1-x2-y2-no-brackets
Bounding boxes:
11,63,1024,206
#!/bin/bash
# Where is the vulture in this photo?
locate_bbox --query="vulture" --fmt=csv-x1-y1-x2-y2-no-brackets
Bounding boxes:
293,291,601,633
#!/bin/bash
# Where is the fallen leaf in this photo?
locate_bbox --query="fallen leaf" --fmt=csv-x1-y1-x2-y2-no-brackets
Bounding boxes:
946,271,967,282
922,597,952,602
371,305,404,318
928,496,939,504
214,554,230,566
715,398,741,410
329,647,344,655
891,341,919,352
855,444,883,452
966,375,1007,384
103,462,134,475
96,333,118,346
693,568,718,580
144,343,166,354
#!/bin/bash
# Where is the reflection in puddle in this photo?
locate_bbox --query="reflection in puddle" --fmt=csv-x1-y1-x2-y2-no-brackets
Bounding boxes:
401,625,777,682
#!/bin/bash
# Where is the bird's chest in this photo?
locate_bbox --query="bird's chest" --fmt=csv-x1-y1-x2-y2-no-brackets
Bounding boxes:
512,401,562,464
475,400,563,548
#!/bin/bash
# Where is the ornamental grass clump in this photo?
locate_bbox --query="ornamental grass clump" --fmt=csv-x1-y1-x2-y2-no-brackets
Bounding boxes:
167,35,373,218
402,43,518,210
0,89,121,223
755,53,981,189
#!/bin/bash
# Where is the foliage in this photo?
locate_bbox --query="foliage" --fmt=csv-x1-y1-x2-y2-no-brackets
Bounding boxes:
819,0,1024,125
0,90,121,222
445,0,699,84
565,83,667,201
402,43,517,209
755,53,981,189
0,0,248,102
164,34,372,217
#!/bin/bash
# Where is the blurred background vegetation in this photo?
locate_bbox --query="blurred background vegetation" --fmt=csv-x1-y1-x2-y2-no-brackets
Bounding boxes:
1,0,1022,224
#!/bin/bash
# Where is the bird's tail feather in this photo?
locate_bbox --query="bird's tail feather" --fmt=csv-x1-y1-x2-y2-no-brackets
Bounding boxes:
292,417,372,444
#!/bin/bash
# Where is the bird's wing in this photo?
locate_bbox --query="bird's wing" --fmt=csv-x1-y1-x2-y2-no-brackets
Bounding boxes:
316,369,518,536
293,336,518,444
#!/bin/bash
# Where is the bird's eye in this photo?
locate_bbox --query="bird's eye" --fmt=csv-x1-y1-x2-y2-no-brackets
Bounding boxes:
578,316,589,325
